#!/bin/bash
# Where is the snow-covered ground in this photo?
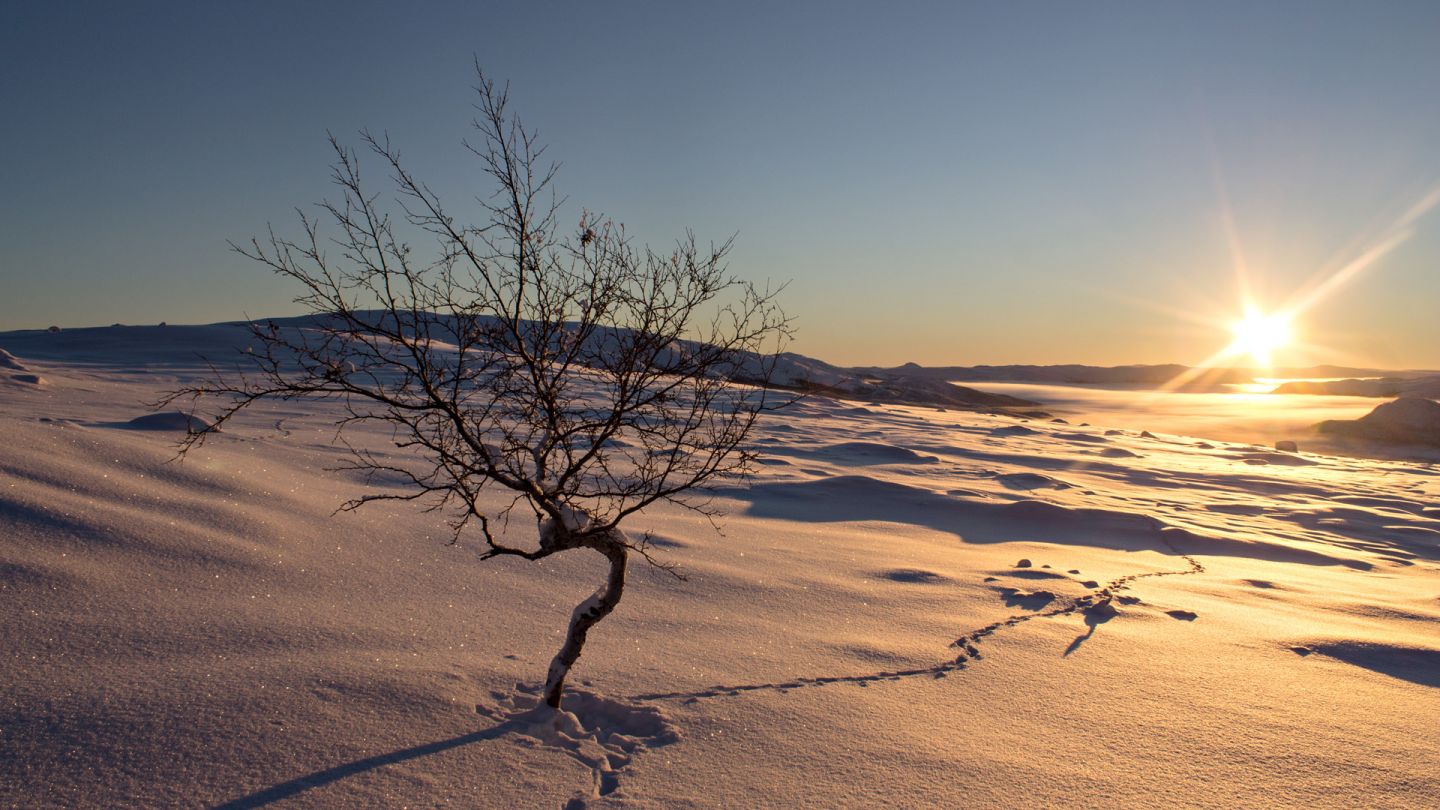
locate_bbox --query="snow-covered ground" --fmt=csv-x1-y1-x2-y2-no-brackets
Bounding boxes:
3,326,1438,808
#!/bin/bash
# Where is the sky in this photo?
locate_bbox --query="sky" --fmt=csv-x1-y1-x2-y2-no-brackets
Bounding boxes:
3,0,1440,368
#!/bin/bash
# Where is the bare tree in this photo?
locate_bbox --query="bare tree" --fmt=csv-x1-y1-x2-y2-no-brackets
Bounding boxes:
163,68,791,711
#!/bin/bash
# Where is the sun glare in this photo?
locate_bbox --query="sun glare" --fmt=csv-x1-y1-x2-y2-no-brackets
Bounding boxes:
1229,310,1292,367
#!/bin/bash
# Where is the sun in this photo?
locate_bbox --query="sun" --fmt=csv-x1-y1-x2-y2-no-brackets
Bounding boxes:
1229,310,1293,367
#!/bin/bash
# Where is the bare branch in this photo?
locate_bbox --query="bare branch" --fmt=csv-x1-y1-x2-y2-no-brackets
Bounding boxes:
165,64,792,711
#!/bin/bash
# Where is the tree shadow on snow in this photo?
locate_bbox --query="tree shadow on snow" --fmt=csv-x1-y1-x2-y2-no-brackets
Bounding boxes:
212,721,520,808
1063,603,1118,657
213,687,678,808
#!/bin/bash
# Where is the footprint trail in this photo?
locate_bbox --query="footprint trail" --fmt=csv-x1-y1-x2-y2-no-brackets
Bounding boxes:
634,537,1206,702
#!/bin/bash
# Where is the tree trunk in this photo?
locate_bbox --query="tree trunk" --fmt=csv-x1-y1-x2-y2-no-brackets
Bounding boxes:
543,541,628,709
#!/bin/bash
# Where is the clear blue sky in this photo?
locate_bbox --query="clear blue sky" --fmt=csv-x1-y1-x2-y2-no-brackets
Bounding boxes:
4,1,1439,367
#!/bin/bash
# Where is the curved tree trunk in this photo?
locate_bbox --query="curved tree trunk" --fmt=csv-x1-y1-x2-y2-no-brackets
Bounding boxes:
543,542,628,709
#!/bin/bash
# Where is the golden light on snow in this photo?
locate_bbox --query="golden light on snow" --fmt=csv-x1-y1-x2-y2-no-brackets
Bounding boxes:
1227,309,1293,368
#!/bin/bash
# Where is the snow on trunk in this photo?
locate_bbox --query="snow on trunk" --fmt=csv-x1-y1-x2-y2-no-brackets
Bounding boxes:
538,506,630,710
543,540,628,709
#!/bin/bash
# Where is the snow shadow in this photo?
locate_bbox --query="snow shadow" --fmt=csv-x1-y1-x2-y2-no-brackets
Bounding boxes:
213,724,517,808
760,440,941,466
727,476,1370,569
214,687,678,808
1063,602,1119,656
479,685,679,801
1309,642,1440,688
95,411,216,432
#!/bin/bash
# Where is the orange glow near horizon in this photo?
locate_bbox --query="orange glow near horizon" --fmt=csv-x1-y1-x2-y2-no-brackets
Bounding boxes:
1142,177,1440,395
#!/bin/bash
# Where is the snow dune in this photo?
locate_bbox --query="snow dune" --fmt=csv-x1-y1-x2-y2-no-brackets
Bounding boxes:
2,323,1438,808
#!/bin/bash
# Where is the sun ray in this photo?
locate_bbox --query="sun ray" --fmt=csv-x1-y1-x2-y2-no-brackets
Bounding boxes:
1208,146,1255,312
1145,178,1440,395
1269,182,1440,337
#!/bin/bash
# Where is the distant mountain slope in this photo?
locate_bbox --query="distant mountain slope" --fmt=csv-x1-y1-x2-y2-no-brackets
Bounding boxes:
856,362,1433,387
0,319,1039,412
1272,375,1440,399
861,362,1240,385
794,374,1038,409
1317,397,1440,447
0,323,256,366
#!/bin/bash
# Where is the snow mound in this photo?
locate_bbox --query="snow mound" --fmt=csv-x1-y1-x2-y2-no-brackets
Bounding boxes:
806,441,940,466
878,568,951,584
1056,432,1110,444
1099,447,1139,458
996,472,1071,490
116,412,216,433
989,424,1039,437
0,348,28,370
1230,451,1317,467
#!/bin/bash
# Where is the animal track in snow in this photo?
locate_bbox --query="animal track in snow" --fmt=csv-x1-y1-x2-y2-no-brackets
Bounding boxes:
634,536,1206,702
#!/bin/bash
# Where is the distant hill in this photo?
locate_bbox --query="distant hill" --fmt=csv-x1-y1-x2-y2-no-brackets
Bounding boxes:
787,374,1039,410
855,362,1432,387
0,319,1041,413
857,362,1236,385
1271,375,1440,399
1317,397,1440,447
